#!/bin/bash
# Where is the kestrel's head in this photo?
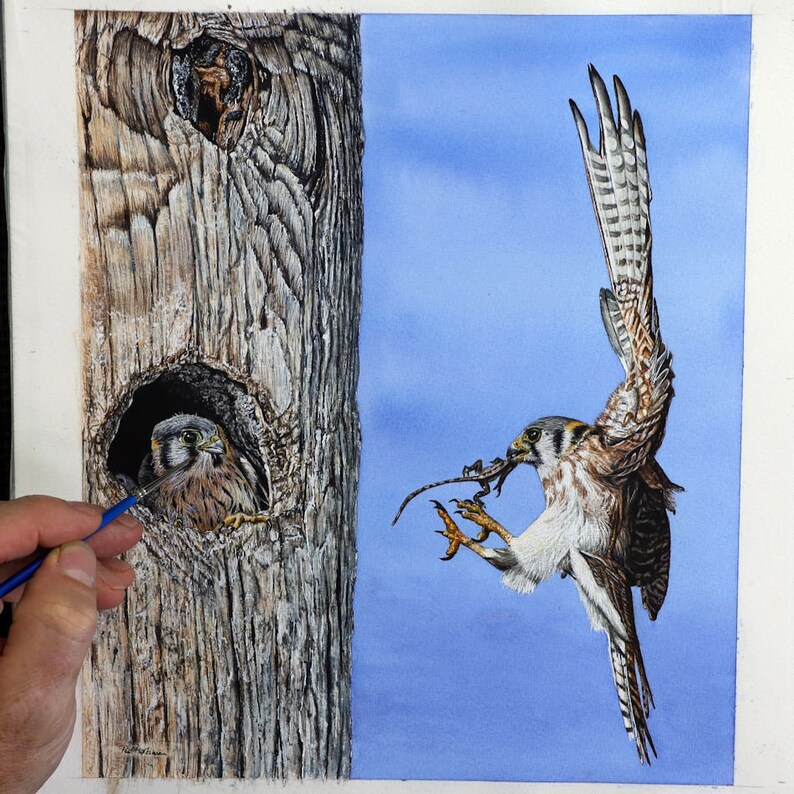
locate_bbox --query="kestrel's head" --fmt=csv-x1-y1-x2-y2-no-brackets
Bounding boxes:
506,416,594,472
150,414,226,470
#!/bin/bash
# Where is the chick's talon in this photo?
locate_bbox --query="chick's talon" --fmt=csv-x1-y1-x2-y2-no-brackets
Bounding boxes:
223,512,270,530
166,514,184,529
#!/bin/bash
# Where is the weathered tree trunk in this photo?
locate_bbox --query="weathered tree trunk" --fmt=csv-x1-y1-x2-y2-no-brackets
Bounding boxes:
76,11,362,778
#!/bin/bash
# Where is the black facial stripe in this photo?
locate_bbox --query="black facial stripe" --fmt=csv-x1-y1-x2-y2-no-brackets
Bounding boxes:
552,428,564,456
164,439,181,466
571,424,590,444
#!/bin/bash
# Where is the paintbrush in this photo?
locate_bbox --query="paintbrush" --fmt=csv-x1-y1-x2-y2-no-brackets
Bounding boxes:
0,458,192,599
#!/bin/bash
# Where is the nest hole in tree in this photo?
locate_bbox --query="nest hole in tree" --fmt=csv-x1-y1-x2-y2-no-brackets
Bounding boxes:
171,33,257,151
108,363,270,511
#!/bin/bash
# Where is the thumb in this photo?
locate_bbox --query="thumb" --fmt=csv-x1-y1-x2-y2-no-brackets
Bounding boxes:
0,542,98,779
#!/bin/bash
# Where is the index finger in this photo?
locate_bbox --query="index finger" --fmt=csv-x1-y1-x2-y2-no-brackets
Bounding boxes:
0,495,140,562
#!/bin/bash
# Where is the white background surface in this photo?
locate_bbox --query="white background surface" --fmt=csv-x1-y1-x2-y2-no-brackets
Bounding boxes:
3,1,794,791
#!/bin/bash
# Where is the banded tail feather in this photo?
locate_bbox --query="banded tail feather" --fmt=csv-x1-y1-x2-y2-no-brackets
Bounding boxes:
581,550,658,762
608,635,657,765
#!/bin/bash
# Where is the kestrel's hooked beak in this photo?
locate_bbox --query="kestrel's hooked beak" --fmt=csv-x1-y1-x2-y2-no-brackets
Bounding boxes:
198,434,226,457
506,437,529,463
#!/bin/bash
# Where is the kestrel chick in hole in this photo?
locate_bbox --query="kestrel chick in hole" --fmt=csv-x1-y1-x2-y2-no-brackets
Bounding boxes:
139,414,268,533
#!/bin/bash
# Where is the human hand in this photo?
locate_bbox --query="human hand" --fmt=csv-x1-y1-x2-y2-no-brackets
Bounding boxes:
0,496,142,793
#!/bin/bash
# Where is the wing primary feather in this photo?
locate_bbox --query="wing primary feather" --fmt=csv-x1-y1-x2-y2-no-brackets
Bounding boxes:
569,97,595,155
634,110,652,205
599,288,633,373
589,65,618,159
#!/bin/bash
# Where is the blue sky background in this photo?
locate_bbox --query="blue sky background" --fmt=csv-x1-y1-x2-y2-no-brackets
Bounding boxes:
352,15,751,784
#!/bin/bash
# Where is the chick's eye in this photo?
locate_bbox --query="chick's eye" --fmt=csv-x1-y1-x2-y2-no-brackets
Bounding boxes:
180,429,200,445
525,428,541,444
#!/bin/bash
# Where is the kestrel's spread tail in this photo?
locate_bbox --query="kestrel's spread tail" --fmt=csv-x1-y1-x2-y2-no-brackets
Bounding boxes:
580,551,656,764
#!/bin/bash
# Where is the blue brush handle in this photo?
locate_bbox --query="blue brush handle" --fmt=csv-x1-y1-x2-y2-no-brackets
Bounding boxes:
0,494,139,599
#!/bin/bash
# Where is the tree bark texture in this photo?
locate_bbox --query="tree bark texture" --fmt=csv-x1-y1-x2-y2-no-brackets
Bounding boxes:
76,11,362,778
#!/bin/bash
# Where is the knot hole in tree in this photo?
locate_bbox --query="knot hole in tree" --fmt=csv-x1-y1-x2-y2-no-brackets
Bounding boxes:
171,34,259,151
108,363,271,532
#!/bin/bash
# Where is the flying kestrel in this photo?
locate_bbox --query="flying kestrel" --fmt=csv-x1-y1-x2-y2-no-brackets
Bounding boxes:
397,66,681,764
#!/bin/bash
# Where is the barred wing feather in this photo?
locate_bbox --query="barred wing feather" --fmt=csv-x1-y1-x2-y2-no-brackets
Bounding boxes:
570,66,674,477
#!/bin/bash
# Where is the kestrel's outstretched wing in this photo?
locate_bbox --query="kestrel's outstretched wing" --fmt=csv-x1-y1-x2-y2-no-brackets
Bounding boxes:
570,66,674,479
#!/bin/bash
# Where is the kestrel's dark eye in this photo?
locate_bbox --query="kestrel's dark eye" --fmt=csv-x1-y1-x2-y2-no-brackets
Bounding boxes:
525,428,542,444
180,429,201,445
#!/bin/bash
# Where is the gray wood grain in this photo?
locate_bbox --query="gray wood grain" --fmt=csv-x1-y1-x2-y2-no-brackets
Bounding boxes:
76,11,362,778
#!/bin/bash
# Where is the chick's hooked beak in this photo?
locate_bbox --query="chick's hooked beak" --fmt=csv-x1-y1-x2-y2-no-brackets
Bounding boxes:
198,434,226,457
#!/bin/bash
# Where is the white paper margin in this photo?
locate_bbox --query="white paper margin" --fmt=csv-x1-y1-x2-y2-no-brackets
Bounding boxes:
4,1,793,792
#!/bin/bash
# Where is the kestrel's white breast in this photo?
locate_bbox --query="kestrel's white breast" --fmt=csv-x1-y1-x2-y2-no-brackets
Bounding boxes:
508,457,615,586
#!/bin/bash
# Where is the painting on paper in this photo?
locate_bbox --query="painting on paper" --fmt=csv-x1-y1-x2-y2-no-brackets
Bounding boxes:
354,14,750,785
70,8,750,785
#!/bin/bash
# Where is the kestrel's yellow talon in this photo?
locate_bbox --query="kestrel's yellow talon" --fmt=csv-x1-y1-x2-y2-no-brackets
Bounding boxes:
454,499,485,518
223,512,270,529
435,529,464,560
431,500,468,560
452,499,514,543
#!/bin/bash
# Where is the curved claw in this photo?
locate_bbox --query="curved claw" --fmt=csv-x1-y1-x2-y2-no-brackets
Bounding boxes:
451,499,513,545
434,529,459,561
434,529,458,562
455,499,483,515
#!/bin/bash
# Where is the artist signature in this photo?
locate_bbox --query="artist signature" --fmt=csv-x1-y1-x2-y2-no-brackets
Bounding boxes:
121,744,167,758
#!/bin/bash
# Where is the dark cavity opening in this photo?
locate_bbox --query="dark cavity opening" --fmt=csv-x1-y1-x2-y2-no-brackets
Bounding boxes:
171,34,255,151
108,362,270,508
